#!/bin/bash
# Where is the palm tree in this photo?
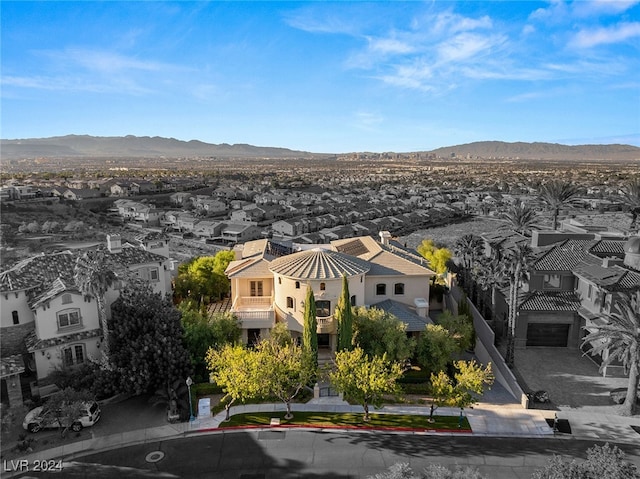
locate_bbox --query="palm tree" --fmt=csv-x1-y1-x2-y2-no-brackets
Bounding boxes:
477,242,508,324
620,178,640,231
502,202,538,236
454,234,484,300
582,290,640,416
504,242,534,368
539,180,579,230
74,250,117,356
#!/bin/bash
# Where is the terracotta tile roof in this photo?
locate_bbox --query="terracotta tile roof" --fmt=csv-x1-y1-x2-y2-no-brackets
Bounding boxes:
589,240,626,258
519,291,582,311
1,245,167,296
30,278,81,309
533,240,594,272
0,251,76,292
0,355,25,378
25,328,103,352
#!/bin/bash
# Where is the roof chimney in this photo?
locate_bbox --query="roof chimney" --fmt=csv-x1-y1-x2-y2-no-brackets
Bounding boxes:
107,234,122,253
379,231,391,245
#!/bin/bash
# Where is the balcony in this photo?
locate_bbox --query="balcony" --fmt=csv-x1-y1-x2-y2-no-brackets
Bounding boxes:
317,315,335,334
232,296,275,329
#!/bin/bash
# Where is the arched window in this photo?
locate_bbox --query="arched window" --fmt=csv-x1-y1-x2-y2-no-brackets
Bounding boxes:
350,295,356,306
394,283,405,295
286,297,294,309
320,282,326,291
295,281,300,289
12,311,19,325
376,284,386,295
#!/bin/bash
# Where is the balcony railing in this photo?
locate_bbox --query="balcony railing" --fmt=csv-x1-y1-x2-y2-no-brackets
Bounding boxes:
232,295,275,328
317,315,334,333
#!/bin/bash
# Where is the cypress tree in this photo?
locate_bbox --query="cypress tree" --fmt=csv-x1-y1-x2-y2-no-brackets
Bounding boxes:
336,274,354,351
302,284,318,369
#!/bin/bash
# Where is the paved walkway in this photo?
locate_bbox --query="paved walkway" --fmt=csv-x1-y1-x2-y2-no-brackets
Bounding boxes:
7,393,640,478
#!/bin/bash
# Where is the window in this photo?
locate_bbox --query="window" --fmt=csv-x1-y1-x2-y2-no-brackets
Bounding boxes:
350,295,356,306
295,281,300,289
286,297,294,309
587,284,593,300
320,282,326,291
62,344,85,367
543,274,560,289
278,277,282,284
376,284,386,295
394,283,405,295
316,300,331,318
250,281,263,297
57,310,81,329
149,268,159,281
61,294,72,304
12,311,19,325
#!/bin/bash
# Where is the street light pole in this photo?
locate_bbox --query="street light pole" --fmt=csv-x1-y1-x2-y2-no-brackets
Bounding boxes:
186,376,195,422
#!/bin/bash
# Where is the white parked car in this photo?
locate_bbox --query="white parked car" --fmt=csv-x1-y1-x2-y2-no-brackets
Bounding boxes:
23,401,101,433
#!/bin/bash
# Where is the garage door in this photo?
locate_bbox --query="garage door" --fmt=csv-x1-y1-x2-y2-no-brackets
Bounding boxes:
526,323,569,347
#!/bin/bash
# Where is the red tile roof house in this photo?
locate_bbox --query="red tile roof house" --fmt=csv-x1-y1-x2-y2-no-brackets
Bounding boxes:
0,235,172,407
509,233,639,362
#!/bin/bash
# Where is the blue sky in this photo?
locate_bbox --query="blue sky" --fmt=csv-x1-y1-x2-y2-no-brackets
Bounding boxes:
2,1,639,153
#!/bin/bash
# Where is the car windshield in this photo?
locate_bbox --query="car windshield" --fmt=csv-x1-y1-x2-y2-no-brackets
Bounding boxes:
89,403,98,414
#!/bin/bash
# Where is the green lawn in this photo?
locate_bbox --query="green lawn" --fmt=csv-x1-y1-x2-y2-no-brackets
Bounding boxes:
218,411,470,431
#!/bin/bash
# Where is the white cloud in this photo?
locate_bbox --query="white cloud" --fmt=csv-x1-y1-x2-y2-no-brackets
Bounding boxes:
572,0,640,17
367,37,415,55
42,48,170,73
437,32,505,63
570,22,640,47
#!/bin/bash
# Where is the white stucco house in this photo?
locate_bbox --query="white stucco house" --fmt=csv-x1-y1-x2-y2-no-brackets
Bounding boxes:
225,232,436,349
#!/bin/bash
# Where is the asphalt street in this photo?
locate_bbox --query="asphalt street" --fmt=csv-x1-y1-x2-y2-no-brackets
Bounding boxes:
10,430,640,479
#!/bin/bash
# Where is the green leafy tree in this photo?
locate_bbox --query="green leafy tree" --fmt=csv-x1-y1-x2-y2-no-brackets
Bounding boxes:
336,275,354,352
430,360,494,419
415,324,459,378
539,180,579,230
582,290,640,416
173,251,235,308
436,311,474,352
329,347,403,421
268,321,295,348
417,239,452,283
180,304,241,382
41,388,95,437
532,443,638,479
74,250,118,357
352,306,415,363
109,284,192,396
206,344,261,421
256,331,315,419
302,284,318,370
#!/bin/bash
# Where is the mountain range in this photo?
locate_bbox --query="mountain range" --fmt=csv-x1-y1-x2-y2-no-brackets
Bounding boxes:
1,135,639,161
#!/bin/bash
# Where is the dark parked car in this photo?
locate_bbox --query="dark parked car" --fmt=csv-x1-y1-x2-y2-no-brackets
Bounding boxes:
609,387,640,405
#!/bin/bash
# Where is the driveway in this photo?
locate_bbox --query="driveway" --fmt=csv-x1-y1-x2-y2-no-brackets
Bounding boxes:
513,347,630,411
